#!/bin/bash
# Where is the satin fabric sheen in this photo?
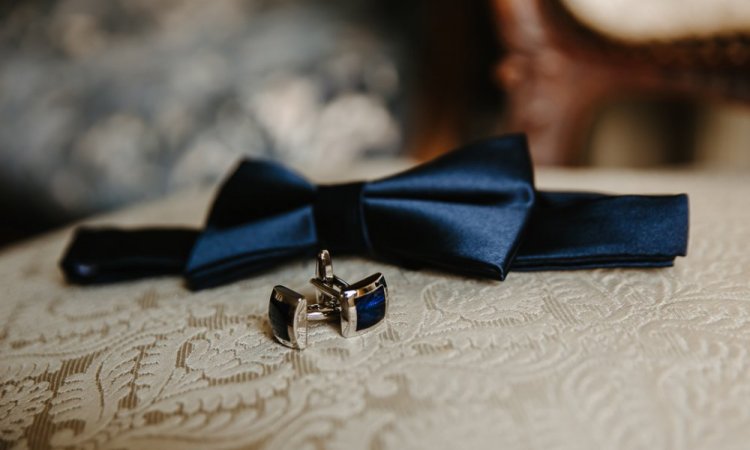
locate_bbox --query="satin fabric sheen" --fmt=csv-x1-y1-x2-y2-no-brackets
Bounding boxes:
60,135,688,290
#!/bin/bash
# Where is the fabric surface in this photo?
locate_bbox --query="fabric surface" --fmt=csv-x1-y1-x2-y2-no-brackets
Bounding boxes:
1,167,748,450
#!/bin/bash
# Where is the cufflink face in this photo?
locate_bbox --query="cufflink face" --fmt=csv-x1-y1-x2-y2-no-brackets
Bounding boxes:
268,286,308,350
339,273,388,337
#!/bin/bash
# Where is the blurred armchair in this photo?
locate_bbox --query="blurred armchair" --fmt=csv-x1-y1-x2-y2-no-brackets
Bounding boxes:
493,0,750,165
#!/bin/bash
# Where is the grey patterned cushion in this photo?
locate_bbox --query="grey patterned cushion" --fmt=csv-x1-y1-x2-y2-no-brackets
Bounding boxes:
0,0,403,224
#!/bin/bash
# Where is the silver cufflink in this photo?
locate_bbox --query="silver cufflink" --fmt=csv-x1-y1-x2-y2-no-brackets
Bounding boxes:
309,250,388,338
268,250,388,349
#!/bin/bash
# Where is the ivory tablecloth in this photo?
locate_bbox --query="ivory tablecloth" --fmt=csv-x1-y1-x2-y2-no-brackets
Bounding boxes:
1,167,749,450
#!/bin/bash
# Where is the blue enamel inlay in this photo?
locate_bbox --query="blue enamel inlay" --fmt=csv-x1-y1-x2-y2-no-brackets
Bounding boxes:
355,284,386,331
268,296,293,341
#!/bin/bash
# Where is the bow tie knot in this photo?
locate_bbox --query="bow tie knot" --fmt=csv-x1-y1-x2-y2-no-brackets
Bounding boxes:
314,182,369,254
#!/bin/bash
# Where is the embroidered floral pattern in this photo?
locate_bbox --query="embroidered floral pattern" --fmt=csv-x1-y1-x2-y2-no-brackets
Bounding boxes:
0,171,748,449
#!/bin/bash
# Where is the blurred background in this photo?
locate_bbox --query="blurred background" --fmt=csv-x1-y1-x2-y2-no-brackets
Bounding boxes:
1,0,749,248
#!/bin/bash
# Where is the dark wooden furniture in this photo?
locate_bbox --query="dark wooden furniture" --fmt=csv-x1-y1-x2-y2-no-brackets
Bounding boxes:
492,0,750,165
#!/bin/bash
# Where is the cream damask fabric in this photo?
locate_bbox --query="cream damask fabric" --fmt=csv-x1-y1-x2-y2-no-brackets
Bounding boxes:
1,168,749,450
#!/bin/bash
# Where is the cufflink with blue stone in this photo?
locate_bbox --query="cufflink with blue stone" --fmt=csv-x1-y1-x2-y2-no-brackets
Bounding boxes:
309,250,388,338
269,250,388,349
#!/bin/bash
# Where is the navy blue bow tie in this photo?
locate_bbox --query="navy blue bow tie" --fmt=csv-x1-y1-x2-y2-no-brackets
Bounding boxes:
61,135,688,290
